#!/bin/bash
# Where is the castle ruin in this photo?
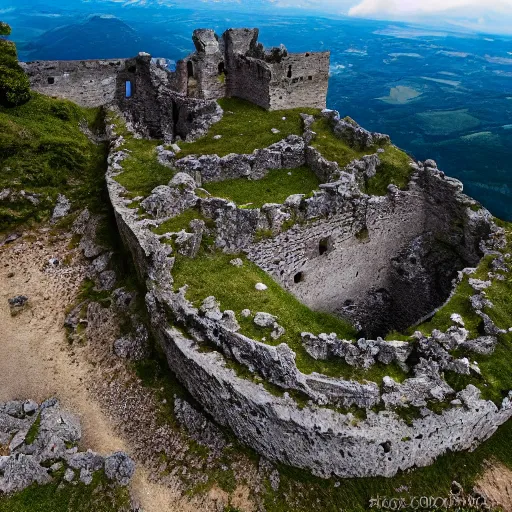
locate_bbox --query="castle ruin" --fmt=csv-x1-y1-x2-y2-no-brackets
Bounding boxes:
21,28,329,141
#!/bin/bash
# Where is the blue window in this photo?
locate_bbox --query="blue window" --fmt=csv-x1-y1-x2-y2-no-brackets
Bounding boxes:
125,81,132,98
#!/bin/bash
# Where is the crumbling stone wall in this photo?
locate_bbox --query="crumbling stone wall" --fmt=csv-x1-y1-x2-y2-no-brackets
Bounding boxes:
21,26,329,117
179,27,329,110
20,59,126,107
227,55,272,109
247,169,486,337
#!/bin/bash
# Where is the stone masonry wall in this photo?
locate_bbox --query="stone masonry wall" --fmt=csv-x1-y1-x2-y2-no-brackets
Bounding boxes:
20,59,126,107
227,55,271,110
268,52,330,110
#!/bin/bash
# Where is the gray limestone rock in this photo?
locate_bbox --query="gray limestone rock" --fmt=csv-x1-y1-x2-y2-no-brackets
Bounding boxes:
113,323,149,360
98,270,117,291
254,312,277,328
271,323,285,340
461,336,498,355
8,296,28,309
200,296,223,321
174,398,227,453
67,450,104,472
63,468,75,483
141,173,198,220
51,194,71,224
0,454,51,494
79,468,93,485
104,452,135,486
92,252,112,274
220,310,240,332
112,288,136,311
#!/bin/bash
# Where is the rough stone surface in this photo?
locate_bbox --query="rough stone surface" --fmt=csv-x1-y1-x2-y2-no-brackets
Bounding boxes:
0,399,135,494
174,398,227,453
51,194,71,224
104,452,135,487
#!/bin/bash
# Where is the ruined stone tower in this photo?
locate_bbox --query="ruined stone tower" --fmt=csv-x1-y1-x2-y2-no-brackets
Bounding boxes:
181,28,330,110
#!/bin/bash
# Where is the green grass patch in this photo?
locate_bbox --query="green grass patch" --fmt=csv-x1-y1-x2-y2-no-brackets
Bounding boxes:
310,117,413,195
310,117,374,167
0,93,107,234
114,137,175,198
406,222,512,404
172,251,406,382
366,145,414,195
152,208,208,235
202,166,320,208
24,413,41,445
0,470,131,512
176,98,319,158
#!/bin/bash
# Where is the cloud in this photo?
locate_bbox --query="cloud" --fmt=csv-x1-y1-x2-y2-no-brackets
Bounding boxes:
348,0,512,19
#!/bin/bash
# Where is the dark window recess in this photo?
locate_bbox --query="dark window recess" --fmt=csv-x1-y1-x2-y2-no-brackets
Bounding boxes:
287,65,292,78
308,75,313,80
318,237,330,256
125,81,132,98
294,272,304,284
127,65,136,73
218,61,225,74
47,77,55,85
187,61,194,78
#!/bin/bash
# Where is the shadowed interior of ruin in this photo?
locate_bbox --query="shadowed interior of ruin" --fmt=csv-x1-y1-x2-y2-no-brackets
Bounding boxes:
250,186,487,339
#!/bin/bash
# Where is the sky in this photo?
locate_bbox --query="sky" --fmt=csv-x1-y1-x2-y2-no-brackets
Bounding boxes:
83,0,512,35
1,0,511,35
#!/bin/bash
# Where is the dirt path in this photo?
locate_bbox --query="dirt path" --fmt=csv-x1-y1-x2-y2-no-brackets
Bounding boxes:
476,461,512,512
0,231,235,512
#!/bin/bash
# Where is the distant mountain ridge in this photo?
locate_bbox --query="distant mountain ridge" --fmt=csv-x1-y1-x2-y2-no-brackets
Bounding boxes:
23,15,143,61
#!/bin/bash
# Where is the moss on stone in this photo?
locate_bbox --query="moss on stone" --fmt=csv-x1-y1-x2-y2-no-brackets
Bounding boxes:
310,117,374,167
365,145,414,195
108,115,175,198
0,470,131,512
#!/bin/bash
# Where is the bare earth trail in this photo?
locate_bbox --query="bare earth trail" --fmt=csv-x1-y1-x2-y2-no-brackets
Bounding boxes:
0,231,233,512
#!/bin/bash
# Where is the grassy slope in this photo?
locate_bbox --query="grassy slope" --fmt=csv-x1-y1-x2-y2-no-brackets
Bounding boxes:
100,96,512,510
176,97,319,157
0,471,131,512
0,93,107,233
172,251,406,382
201,166,320,208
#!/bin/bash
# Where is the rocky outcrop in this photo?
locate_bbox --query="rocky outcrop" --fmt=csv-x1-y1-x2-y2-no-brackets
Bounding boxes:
0,399,135,494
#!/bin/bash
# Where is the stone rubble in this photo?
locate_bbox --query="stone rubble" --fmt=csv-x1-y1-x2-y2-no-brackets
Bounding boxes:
0,399,135,494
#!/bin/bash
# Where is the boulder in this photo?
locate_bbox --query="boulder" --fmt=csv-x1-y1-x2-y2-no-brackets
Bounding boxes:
104,452,135,486
254,312,277,328
51,194,71,224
